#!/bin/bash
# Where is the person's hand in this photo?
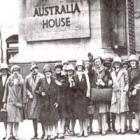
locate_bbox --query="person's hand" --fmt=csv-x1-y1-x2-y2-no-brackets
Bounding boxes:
132,89,137,96
99,80,105,86
86,90,90,98
29,94,33,99
54,102,58,108
41,92,46,96
3,103,7,109
55,80,62,86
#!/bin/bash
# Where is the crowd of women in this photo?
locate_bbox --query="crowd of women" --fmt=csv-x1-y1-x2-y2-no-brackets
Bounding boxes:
0,53,140,140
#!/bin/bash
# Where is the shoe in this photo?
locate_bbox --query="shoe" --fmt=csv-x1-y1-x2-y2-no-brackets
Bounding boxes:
58,133,65,139
41,133,45,139
121,131,126,135
132,130,139,134
2,136,7,140
77,131,84,137
84,131,88,137
116,130,121,135
14,136,19,140
102,131,107,136
31,134,38,140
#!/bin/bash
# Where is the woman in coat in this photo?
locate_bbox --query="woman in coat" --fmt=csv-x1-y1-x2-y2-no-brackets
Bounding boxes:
128,55,140,133
35,64,59,140
54,62,68,139
66,64,76,135
74,60,90,137
110,56,129,134
91,57,112,135
0,63,10,140
3,65,26,140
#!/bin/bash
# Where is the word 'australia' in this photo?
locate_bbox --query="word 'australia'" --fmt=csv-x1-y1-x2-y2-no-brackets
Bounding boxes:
34,3,81,17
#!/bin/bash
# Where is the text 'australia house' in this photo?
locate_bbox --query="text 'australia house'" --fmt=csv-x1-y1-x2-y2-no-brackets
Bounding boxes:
33,3,81,28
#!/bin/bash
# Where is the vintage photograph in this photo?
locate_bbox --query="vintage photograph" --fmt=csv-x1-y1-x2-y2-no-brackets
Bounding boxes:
0,0,140,140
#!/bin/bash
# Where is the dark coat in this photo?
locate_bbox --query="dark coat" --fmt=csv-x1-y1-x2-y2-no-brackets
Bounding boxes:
128,67,140,112
66,75,77,119
55,74,69,118
35,77,59,125
73,73,89,119
0,74,9,109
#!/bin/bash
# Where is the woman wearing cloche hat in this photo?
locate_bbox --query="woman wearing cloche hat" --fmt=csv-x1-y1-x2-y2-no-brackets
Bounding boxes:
128,54,140,134
35,64,59,140
3,65,25,140
110,56,129,134
74,60,90,137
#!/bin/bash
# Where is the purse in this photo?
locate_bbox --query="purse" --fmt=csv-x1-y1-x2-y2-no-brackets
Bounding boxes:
91,88,112,102
0,109,7,122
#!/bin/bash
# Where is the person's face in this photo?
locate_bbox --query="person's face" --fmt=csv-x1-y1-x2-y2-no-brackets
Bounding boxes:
84,61,90,69
63,64,68,72
77,65,83,72
68,70,74,76
1,69,8,75
45,71,52,78
123,64,128,70
32,68,38,75
130,61,137,68
55,67,62,74
88,55,93,61
114,62,121,69
95,59,102,68
13,70,19,77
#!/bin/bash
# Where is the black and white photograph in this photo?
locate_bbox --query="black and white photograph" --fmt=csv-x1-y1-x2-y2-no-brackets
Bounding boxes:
0,0,140,140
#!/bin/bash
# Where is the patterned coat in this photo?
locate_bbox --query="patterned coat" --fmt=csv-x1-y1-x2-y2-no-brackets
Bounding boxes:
128,67,140,112
0,74,9,109
25,72,44,120
110,69,129,114
35,77,59,125
91,66,111,113
3,74,26,122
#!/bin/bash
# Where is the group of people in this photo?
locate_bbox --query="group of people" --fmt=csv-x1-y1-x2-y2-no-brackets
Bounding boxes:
0,53,140,140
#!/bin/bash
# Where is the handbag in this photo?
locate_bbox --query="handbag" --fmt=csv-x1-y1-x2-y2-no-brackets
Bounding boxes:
0,109,7,122
91,88,112,102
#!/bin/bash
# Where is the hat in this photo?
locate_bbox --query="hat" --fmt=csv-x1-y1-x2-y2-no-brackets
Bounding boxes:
30,62,38,71
54,62,63,69
66,64,75,71
122,59,129,65
76,60,84,67
62,60,69,65
104,58,113,65
112,56,122,66
94,57,103,64
43,64,52,73
75,60,85,70
129,55,139,62
11,65,20,73
1,63,8,70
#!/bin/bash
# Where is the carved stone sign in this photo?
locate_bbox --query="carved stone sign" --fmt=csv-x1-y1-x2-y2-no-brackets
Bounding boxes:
25,0,90,41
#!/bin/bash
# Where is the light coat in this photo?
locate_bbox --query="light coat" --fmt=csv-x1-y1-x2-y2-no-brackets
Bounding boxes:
110,69,129,114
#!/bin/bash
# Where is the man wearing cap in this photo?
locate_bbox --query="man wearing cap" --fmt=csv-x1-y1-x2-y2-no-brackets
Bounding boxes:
25,62,44,139
0,63,10,140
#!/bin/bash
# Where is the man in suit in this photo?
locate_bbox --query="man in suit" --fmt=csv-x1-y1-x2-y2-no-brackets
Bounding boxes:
25,62,44,139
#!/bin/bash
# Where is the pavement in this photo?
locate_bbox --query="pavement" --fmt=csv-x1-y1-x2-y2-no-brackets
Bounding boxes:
0,120,140,140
